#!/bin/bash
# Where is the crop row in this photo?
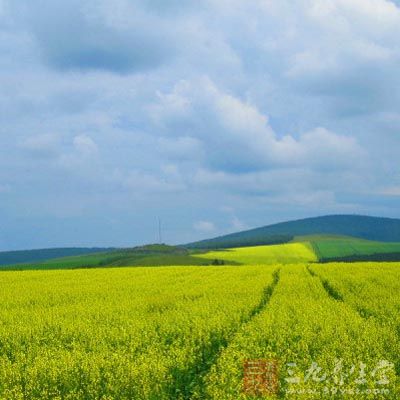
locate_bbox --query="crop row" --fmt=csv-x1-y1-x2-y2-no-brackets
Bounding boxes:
0,266,274,399
202,264,399,399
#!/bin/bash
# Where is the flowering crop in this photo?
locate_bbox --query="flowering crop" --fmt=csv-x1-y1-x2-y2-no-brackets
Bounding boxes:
0,265,275,399
0,261,398,399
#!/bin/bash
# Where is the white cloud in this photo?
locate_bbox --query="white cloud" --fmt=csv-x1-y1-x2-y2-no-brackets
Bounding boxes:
194,220,216,233
294,127,366,169
193,165,367,207
56,135,100,175
1,0,400,248
307,0,400,35
157,136,203,160
73,135,98,155
151,79,366,172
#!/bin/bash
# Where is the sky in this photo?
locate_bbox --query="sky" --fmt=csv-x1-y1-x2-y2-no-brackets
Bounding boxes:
0,0,400,250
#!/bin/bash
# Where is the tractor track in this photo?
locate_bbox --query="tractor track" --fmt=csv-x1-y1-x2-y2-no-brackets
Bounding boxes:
168,268,281,400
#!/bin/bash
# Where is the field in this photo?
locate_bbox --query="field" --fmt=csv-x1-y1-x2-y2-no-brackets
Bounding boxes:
0,252,219,271
0,248,112,267
309,237,400,262
3,235,400,271
0,265,273,399
0,257,399,399
0,245,233,271
196,243,317,265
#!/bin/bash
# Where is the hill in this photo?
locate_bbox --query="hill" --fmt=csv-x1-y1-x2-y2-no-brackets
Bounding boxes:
0,244,237,271
3,215,400,270
0,247,113,266
185,214,400,249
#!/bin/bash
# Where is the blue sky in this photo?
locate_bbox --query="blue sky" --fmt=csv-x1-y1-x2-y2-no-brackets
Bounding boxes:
1,0,399,250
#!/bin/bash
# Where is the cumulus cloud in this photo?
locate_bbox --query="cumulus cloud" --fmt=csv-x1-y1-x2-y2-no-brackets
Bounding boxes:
0,0,399,249
151,78,366,172
12,0,176,73
278,0,400,116
156,136,203,161
193,165,367,205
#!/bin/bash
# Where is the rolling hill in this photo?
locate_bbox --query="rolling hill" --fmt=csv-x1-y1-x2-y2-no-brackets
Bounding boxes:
0,247,113,266
2,214,400,271
185,214,400,249
0,244,237,271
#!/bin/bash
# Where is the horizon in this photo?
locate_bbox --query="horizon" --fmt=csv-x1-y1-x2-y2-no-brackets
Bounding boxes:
1,3,399,398
1,1,400,251
2,213,400,252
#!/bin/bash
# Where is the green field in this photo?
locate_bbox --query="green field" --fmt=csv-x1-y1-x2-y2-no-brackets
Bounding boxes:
1,235,399,398
0,248,113,267
3,235,400,271
0,252,222,271
0,243,315,271
0,245,235,271
309,237,400,262
0,258,399,399
1,252,116,270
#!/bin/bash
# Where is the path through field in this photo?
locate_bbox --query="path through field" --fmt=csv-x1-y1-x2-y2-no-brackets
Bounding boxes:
0,263,398,399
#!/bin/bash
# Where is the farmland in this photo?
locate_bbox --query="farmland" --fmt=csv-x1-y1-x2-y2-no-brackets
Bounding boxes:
0,265,274,399
0,245,234,271
3,0,400,393
309,237,400,262
204,263,399,399
0,257,399,399
196,243,317,265
4,234,400,271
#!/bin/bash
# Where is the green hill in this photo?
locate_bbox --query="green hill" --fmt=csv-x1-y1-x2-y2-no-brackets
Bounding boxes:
0,244,236,271
3,215,400,271
185,215,400,249
0,247,113,266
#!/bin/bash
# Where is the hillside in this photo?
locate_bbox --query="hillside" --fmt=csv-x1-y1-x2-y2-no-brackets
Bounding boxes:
0,244,237,271
0,247,113,266
185,214,400,249
3,215,400,271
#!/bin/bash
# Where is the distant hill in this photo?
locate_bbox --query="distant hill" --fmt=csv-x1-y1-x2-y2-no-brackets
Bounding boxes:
0,247,113,266
0,244,237,271
185,215,400,249
3,215,400,270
